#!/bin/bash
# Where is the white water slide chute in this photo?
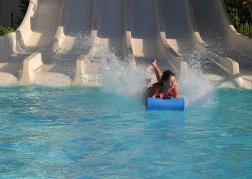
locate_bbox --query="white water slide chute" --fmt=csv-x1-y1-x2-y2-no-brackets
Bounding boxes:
0,0,251,87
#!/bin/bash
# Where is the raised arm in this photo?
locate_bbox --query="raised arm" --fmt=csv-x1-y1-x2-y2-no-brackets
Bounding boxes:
151,59,163,82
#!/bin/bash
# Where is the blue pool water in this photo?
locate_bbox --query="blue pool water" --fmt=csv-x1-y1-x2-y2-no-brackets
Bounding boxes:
0,85,251,178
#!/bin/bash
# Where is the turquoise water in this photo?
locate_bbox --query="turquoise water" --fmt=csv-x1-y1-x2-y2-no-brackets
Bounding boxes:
0,86,251,178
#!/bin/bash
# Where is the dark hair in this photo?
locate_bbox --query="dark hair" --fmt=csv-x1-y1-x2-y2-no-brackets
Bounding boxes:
161,70,175,83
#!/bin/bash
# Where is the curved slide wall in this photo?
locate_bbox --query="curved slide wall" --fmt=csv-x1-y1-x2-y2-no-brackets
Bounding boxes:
191,0,252,87
158,0,248,87
0,0,251,87
31,0,97,86
0,0,63,84
34,0,129,86
96,0,127,57
130,0,186,76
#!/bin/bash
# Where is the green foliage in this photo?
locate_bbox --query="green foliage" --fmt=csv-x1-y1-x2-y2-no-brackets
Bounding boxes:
19,0,30,16
15,0,30,27
225,0,252,38
0,26,15,36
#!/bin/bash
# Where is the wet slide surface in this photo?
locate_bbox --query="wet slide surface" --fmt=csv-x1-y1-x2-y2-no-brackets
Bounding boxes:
130,0,177,72
0,0,251,87
35,0,96,85
35,0,131,85
192,0,252,85
159,0,226,77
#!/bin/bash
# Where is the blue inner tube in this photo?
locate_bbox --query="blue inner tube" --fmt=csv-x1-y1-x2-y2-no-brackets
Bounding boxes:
146,97,185,111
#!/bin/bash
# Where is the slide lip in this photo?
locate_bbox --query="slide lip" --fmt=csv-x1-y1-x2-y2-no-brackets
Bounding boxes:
146,97,185,111
1,0,250,87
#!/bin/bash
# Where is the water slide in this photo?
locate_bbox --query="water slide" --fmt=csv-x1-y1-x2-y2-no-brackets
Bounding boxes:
0,0,62,84
191,0,252,88
159,0,251,87
0,0,251,87
130,0,186,74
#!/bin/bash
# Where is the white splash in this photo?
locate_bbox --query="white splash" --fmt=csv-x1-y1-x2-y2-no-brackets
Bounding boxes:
61,34,217,107
180,51,216,107
97,49,152,99
90,41,216,106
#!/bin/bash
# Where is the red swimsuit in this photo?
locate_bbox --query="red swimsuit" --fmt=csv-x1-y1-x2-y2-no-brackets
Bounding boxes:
157,88,173,99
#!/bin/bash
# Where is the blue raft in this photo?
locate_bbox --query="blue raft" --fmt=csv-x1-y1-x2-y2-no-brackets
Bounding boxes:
146,97,185,111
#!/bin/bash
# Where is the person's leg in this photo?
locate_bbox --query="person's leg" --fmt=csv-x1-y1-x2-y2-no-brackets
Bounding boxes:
151,59,163,82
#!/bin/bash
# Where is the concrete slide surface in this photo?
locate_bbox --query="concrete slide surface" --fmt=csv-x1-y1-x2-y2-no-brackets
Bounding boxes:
0,0,62,84
192,0,252,87
159,0,227,81
0,0,251,87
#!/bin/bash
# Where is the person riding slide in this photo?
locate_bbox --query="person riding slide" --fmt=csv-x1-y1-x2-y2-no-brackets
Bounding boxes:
147,59,180,99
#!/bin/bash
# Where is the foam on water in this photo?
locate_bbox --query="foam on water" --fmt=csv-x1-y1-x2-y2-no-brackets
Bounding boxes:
42,34,216,107
90,39,216,107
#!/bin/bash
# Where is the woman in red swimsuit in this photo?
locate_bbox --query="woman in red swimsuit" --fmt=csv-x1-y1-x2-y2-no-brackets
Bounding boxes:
147,59,180,99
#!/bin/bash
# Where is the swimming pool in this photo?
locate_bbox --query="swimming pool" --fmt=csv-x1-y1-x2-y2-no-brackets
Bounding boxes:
0,85,251,178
